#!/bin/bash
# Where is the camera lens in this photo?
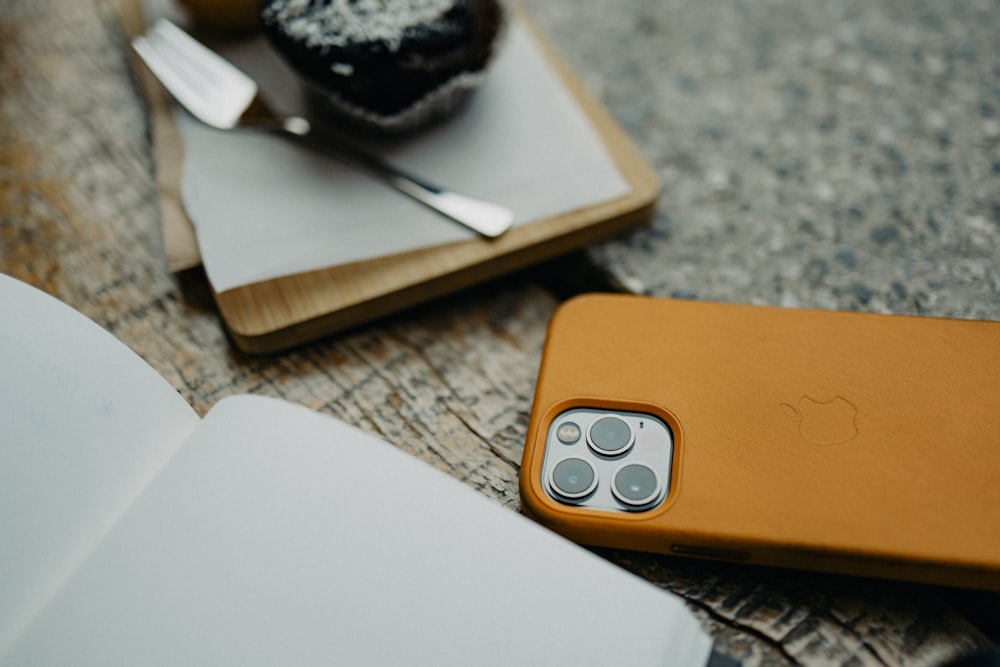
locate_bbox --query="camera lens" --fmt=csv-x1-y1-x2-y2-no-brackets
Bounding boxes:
587,415,634,456
612,464,660,507
549,458,598,499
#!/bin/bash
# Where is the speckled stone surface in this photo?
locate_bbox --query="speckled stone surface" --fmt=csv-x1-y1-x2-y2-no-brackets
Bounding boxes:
521,0,1000,319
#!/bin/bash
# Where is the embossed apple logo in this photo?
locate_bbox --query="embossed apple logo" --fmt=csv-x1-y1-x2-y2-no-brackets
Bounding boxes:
780,396,858,445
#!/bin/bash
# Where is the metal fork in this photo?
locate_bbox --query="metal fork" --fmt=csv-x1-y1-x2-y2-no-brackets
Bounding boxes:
132,19,513,238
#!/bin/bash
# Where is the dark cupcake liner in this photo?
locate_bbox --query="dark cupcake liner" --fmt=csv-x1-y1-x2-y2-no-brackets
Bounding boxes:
305,67,491,136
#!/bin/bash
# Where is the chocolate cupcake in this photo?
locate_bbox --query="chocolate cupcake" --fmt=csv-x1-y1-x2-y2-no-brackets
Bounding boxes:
261,0,504,135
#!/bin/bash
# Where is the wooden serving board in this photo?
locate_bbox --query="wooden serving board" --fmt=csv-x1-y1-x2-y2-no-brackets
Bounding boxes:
123,3,659,354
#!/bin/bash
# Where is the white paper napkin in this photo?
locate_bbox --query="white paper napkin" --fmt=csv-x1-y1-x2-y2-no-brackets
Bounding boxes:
166,14,628,292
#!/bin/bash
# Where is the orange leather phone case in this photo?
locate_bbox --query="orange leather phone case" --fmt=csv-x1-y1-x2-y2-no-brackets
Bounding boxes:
519,294,1000,590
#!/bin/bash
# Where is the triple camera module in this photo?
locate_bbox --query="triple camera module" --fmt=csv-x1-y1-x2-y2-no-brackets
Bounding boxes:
541,409,673,512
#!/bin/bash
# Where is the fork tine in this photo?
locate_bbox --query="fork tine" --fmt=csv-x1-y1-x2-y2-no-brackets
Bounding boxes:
132,34,217,126
133,20,257,130
152,21,256,98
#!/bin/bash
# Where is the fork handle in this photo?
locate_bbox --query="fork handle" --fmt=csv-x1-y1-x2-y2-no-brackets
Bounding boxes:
280,117,514,239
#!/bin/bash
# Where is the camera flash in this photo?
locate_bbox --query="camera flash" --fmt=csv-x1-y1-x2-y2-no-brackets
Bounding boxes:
556,422,581,444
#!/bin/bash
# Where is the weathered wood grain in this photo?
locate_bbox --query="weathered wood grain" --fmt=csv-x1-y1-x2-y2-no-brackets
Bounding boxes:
2,1,997,665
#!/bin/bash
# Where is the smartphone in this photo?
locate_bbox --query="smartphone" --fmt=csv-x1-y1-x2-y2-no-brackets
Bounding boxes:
519,294,1000,590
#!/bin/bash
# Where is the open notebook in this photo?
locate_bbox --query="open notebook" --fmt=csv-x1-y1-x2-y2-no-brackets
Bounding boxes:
0,274,712,666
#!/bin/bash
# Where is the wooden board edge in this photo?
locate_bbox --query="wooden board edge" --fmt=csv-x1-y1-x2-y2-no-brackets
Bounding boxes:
118,0,204,272
223,198,656,354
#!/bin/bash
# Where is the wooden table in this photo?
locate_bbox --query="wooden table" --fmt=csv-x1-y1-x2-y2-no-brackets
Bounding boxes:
2,1,998,664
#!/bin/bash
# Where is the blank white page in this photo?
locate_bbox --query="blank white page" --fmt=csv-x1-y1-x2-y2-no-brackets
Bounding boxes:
4,395,711,666
0,274,200,654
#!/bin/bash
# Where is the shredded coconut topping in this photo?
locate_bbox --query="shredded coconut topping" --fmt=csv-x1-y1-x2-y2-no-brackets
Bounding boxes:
263,0,458,53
